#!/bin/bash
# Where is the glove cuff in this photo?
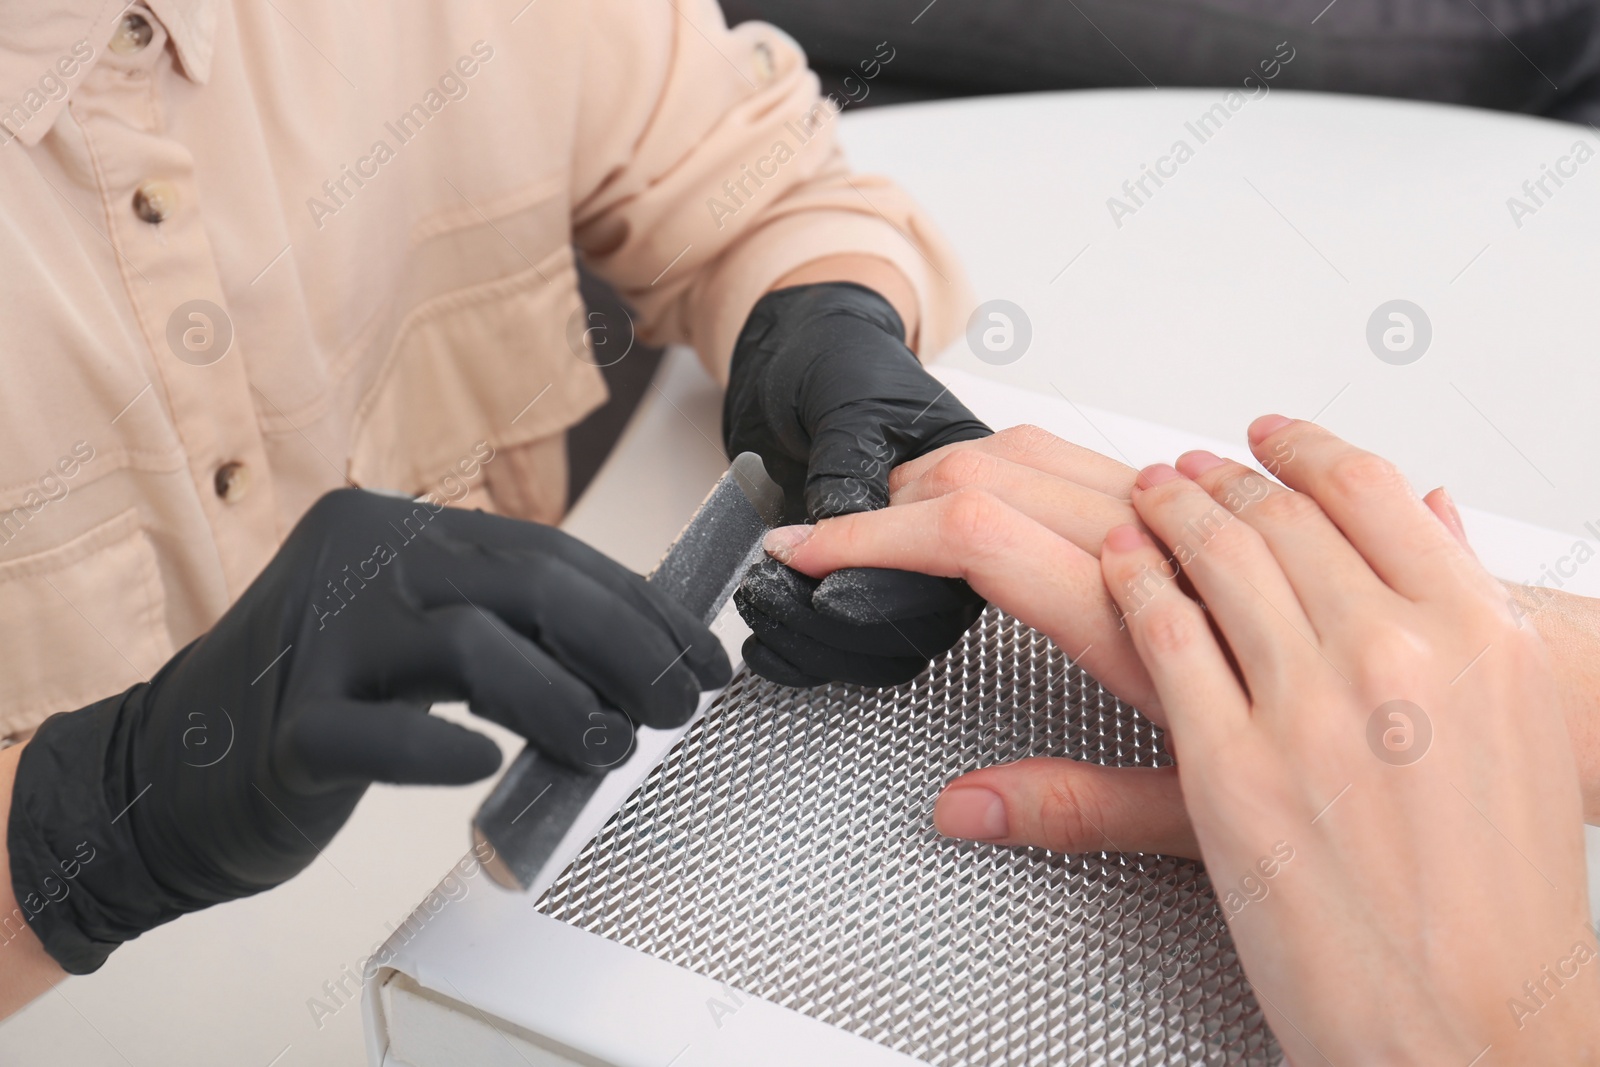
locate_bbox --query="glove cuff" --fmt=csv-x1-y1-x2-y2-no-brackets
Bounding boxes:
7,687,181,974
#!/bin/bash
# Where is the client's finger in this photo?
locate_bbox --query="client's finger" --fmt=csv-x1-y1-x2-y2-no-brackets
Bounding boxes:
1248,417,1486,602
892,448,1137,555
1173,450,1387,641
889,424,1137,498
1423,486,1474,554
1131,464,1320,697
765,490,1162,717
933,758,1198,859
1100,523,1247,745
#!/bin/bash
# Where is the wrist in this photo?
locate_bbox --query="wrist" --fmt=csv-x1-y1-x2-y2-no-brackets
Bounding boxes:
8,687,175,974
1507,582,1600,822
1,741,66,1016
768,256,918,348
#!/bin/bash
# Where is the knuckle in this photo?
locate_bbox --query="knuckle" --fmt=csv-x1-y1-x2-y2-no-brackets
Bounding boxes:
1111,556,1171,615
1137,600,1204,658
1036,774,1109,853
1193,523,1258,572
1349,623,1432,691
1158,495,1228,559
1325,451,1403,500
1248,487,1318,527
927,449,997,495
1262,437,1298,475
994,423,1056,459
1220,470,1276,510
937,488,1004,555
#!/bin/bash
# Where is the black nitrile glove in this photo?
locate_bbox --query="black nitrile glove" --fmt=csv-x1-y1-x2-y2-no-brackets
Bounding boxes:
725,281,991,688
7,489,729,974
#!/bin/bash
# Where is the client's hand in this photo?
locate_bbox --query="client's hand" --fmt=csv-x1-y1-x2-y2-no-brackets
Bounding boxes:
766,423,1196,855
1096,416,1597,1061
788,423,1472,858
772,416,1600,1059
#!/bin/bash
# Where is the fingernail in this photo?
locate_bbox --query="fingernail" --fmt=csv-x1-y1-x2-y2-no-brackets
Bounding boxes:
1176,450,1226,477
1104,523,1148,553
1430,486,1470,550
1248,414,1293,443
934,787,1009,841
1135,463,1180,490
762,525,813,563
1433,486,1460,522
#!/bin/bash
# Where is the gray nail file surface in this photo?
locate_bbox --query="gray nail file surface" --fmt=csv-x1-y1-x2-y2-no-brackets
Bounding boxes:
475,452,785,891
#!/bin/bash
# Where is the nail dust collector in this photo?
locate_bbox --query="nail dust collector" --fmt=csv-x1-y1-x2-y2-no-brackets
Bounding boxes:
546,607,1279,1064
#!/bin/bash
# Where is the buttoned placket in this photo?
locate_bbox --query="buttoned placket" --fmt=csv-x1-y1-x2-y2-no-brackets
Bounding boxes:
69,5,280,595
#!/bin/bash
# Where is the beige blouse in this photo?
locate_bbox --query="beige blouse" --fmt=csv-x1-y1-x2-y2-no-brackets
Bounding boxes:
0,0,969,737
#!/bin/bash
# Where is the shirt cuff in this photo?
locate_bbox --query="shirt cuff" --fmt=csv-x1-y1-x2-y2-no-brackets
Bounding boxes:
690,198,973,384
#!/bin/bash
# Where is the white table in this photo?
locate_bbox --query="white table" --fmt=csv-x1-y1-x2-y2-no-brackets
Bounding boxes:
860,89,1600,540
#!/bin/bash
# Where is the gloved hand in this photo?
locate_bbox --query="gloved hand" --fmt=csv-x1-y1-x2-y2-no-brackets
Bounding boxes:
724,281,991,688
7,489,729,974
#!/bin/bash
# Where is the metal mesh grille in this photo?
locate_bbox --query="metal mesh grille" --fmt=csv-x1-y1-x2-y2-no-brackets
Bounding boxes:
537,610,1278,1065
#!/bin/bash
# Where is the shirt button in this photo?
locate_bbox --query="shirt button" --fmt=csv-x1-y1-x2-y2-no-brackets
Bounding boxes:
214,461,250,503
753,41,775,84
132,181,176,224
110,11,155,55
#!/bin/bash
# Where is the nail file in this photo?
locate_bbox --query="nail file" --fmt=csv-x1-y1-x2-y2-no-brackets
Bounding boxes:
474,452,786,891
